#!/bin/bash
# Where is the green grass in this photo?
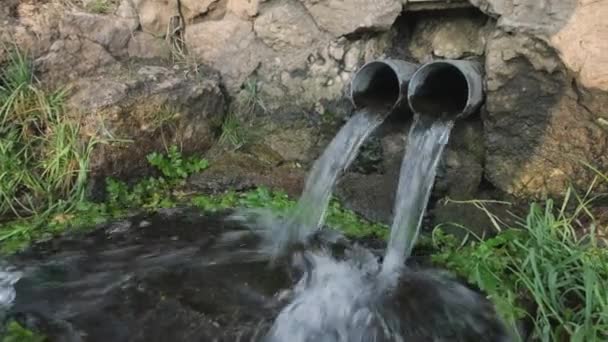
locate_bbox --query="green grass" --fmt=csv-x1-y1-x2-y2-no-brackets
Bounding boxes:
190,188,390,240
0,48,98,220
432,187,608,341
0,141,391,254
85,0,113,14
1,321,45,342
218,113,247,150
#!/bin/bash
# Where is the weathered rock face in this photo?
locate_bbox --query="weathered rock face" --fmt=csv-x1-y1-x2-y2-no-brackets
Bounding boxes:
253,1,323,52
66,64,226,181
133,0,180,36
300,0,402,36
128,31,171,60
483,30,608,197
185,14,269,91
335,118,486,224
470,0,608,93
407,11,490,62
2,0,608,214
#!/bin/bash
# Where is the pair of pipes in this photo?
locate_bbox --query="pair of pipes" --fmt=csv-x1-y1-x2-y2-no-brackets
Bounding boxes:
349,59,483,120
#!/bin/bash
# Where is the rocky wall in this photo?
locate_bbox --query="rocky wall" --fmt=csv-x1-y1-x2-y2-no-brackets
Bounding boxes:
1,0,607,220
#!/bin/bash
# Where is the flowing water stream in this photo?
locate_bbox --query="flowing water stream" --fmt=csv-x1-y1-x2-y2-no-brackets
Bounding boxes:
232,108,386,257
262,115,458,342
381,118,454,279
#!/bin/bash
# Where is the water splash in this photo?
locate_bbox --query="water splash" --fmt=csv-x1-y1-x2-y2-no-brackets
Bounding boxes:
232,109,385,257
381,118,453,278
264,248,403,342
0,263,22,325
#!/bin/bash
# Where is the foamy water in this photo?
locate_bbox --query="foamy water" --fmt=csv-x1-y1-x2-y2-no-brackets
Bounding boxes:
0,264,22,310
264,248,403,342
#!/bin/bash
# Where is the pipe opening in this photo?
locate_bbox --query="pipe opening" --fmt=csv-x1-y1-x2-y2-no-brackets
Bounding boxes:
408,63,469,118
351,62,401,112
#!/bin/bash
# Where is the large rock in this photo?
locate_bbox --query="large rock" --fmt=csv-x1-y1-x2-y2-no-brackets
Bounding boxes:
483,30,608,198
1,1,63,62
66,64,226,181
408,12,489,62
180,0,219,21
185,14,270,91
61,12,134,57
550,0,608,93
115,0,140,31
253,0,324,52
228,0,261,18
300,0,402,36
35,38,117,85
34,10,139,84
469,0,608,92
133,0,180,36
128,31,171,60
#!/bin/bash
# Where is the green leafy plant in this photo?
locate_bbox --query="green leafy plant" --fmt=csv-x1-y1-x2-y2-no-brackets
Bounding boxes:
1,321,46,342
0,145,207,253
147,145,208,180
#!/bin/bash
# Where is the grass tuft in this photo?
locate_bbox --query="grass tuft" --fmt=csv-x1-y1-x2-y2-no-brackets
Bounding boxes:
0,48,98,220
218,113,246,150
84,0,113,14
433,186,608,341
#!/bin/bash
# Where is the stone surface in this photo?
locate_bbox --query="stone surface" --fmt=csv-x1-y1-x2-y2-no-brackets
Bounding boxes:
336,172,397,224
335,118,486,223
550,0,608,92
61,12,134,56
187,151,306,197
66,64,226,181
180,0,219,21
116,0,140,31
408,13,489,61
483,29,608,198
469,0,608,92
133,0,180,36
253,0,323,52
35,38,117,85
300,0,402,36
1,1,63,61
228,0,261,18
468,0,577,35
263,127,318,162
128,31,171,59
185,14,268,91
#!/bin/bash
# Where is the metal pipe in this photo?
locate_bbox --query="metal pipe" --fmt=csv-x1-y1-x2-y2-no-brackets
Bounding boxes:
407,60,484,120
350,59,419,113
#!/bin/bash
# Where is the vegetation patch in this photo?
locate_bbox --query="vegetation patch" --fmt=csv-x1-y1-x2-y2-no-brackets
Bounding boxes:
1,320,46,342
84,0,115,14
0,48,98,221
432,189,608,341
